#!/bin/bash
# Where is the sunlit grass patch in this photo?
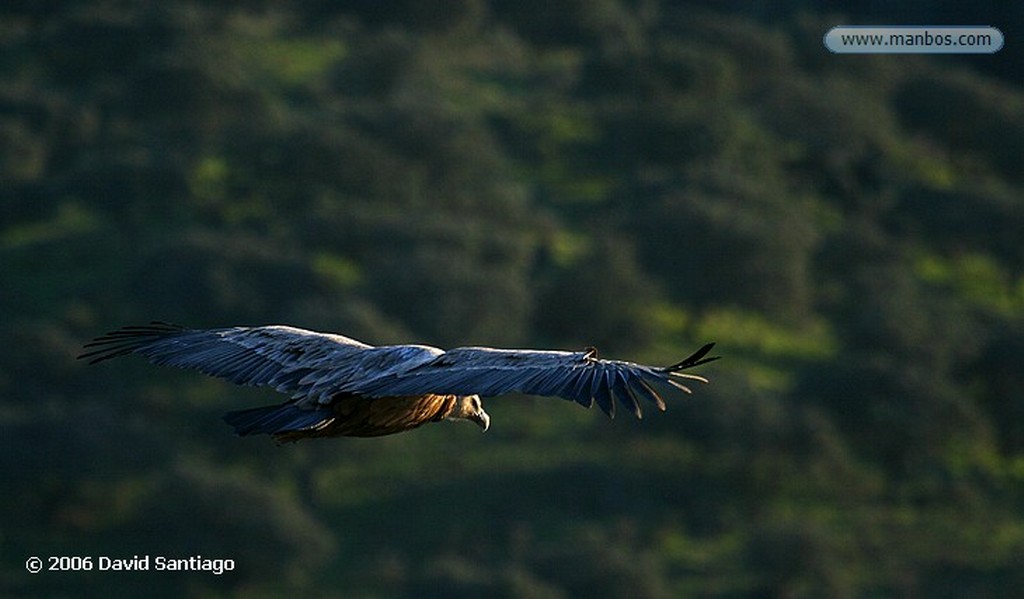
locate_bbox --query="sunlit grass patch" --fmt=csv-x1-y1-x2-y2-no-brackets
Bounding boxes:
914,250,1024,317
692,307,838,360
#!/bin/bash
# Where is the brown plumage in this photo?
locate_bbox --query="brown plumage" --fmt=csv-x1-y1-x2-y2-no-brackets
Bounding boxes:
79,322,717,442
266,394,461,440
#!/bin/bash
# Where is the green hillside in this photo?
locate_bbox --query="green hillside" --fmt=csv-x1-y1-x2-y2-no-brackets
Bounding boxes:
2,2,1022,597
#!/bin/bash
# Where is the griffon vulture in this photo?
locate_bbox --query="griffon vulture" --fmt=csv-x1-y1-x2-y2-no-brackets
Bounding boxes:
79,322,718,442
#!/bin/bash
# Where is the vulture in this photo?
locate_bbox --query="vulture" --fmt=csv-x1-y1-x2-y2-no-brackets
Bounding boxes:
79,322,719,442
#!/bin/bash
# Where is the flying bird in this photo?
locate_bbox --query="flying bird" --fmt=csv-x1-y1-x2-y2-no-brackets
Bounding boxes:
79,322,719,442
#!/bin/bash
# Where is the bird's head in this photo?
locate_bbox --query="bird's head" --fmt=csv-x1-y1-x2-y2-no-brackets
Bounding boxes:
451,394,490,432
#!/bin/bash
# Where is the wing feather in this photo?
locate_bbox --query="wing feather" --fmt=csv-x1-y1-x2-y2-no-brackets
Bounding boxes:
593,369,616,418
348,343,719,419
569,369,596,409
78,322,443,405
634,378,667,412
610,369,642,419
664,378,695,395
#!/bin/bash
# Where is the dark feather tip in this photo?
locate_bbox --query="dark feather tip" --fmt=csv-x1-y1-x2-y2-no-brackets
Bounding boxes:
76,321,187,364
662,342,720,372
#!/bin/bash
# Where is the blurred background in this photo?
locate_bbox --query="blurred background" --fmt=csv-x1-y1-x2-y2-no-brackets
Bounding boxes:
2,1,1023,597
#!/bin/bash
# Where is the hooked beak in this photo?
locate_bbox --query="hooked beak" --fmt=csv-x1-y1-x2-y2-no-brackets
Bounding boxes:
470,409,490,432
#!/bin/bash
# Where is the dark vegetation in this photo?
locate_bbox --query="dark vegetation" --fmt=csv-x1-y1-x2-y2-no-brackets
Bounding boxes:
2,1,1022,596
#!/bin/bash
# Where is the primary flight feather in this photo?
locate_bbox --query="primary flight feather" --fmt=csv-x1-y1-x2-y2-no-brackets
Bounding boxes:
79,322,719,442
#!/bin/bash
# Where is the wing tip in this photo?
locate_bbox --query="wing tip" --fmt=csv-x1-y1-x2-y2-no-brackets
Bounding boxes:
77,321,188,364
662,342,720,373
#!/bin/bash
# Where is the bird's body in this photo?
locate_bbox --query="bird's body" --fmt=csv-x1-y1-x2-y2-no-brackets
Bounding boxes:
225,393,466,440
79,322,718,442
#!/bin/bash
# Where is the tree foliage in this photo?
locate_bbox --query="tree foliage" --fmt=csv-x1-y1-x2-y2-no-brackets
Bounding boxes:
2,1,1023,597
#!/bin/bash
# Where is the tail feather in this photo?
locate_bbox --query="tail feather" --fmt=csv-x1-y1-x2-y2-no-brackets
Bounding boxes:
223,403,334,437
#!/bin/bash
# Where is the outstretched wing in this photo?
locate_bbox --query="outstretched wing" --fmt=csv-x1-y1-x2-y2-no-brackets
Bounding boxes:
78,322,444,405
348,343,719,418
